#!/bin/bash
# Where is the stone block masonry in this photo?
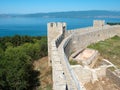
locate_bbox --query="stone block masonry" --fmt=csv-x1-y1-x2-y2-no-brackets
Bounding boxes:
93,20,105,27
47,22,66,66
69,25,120,52
47,20,120,90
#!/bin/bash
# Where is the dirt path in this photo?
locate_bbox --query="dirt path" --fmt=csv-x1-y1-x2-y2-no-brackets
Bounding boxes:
33,56,52,90
84,77,120,90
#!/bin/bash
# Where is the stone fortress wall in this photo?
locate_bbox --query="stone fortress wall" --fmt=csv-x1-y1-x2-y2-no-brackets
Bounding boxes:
47,20,120,90
47,22,66,66
67,25,120,52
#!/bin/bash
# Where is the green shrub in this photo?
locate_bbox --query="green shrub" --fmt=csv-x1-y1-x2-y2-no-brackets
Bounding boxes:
0,35,48,90
69,60,78,65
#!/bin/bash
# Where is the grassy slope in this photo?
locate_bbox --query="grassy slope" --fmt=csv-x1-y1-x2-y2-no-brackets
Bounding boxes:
88,36,120,68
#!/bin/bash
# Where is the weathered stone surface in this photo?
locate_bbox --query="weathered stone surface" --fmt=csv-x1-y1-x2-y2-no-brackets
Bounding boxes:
93,20,105,27
47,20,120,90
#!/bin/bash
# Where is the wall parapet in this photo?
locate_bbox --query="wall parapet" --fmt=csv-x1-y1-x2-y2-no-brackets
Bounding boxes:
66,25,120,37
51,32,66,90
69,25,120,52
58,34,82,90
50,28,82,90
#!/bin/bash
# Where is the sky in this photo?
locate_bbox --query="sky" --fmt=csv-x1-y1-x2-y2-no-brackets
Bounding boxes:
0,0,120,14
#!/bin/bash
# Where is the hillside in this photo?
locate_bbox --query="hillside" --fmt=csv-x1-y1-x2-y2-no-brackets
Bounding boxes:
33,57,52,90
0,10,120,18
0,35,48,90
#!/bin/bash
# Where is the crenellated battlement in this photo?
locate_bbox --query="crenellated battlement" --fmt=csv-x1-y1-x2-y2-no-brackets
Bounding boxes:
93,20,105,27
47,22,66,33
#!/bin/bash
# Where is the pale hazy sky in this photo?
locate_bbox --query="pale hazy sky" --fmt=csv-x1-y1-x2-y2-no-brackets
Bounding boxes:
0,0,120,14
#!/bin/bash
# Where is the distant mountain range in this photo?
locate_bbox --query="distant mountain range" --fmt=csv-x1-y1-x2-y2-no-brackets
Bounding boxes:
0,10,120,18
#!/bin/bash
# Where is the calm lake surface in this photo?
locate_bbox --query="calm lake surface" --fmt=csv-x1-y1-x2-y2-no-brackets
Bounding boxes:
0,17,120,37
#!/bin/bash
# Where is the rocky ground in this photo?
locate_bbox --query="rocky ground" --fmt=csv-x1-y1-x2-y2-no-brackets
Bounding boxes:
84,77,120,90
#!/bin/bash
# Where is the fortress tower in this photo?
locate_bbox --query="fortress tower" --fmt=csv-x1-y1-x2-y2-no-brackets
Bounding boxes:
93,20,105,27
47,22,66,66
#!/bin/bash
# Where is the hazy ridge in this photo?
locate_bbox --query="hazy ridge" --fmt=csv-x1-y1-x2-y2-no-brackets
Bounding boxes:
0,10,120,18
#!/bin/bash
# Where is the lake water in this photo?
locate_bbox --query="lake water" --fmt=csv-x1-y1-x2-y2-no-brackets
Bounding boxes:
0,17,120,37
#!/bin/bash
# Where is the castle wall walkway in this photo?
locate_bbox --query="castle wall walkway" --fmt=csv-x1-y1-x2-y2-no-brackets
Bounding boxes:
48,22,120,90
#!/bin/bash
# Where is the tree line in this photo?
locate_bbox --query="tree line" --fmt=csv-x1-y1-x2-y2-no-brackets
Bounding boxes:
107,22,120,25
0,35,47,90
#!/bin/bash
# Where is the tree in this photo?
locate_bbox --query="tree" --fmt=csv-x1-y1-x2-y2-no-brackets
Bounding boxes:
0,36,47,90
0,47,32,90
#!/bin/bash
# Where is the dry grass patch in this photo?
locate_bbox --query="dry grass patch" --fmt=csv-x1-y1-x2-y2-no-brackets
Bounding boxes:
33,56,52,90
88,35,120,68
